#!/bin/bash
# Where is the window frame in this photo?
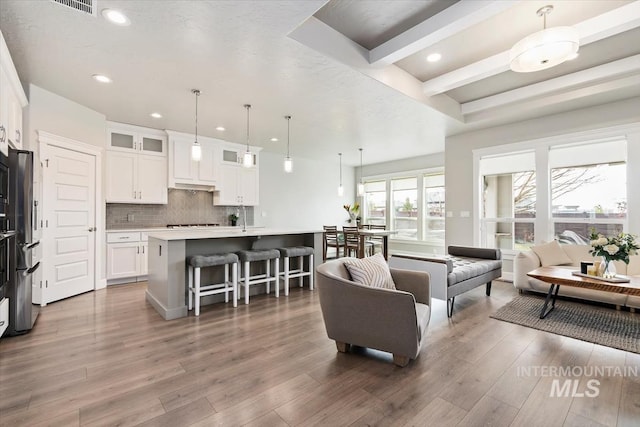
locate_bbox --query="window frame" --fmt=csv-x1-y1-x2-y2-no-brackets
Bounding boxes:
473,132,630,256
362,167,444,247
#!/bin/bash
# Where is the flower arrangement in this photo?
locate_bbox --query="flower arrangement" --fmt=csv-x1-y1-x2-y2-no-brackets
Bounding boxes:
589,230,639,277
343,203,360,222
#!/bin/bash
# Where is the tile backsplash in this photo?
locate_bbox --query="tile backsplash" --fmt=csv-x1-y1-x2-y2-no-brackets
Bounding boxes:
106,189,253,229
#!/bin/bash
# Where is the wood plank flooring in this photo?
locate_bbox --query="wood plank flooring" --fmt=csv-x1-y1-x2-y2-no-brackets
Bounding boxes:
0,280,638,426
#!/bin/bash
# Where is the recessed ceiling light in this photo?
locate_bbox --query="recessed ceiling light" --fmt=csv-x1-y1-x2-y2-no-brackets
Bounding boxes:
92,74,112,83
216,126,225,131
150,112,162,119
426,53,442,63
270,137,279,142
102,9,131,26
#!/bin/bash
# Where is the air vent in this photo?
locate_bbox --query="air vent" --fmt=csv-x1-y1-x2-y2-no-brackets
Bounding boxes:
51,0,96,16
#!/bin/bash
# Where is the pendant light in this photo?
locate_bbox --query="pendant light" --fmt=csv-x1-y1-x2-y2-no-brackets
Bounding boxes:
242,104,253,168
284,115,293,173
510,5,579,73
357,148,364,196
337,152,344,197
191,89,202,161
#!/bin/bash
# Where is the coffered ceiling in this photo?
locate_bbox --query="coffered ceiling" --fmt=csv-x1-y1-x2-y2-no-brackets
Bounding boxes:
1,0,638,166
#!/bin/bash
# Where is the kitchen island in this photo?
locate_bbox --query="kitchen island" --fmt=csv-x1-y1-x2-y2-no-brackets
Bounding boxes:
145,228,323,320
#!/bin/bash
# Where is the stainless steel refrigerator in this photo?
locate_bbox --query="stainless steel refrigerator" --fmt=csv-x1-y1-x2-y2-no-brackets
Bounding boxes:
6,148,40,335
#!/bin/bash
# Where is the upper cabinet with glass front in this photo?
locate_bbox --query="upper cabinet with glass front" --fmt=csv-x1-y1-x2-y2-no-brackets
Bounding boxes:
107,121,166,157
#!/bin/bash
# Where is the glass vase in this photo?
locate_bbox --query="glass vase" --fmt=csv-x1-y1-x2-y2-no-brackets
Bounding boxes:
602,258,616,279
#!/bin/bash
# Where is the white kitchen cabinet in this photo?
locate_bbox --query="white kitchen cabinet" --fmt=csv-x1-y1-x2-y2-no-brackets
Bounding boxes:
220,147,257,166
107,122,166,156
106,231,148,283
213,163,259,206
7,88,23,149
167,131,219,189
0,31,28,155
106,151,167,204
0,65,9,156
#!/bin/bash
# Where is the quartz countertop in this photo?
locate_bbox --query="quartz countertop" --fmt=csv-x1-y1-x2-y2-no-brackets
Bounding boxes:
145,227,322,241
106,226,264,233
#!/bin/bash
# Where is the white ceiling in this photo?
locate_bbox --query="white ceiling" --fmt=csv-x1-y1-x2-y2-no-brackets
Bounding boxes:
1,0,638,166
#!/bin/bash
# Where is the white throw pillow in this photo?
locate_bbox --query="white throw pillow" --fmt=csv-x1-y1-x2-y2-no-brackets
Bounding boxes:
343,253,397,290
531,240,572,267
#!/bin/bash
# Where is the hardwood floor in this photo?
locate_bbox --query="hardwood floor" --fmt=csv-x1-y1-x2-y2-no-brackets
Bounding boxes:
0,280,638,426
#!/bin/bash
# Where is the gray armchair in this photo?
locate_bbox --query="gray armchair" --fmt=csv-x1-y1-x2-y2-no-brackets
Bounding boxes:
316,258,431,367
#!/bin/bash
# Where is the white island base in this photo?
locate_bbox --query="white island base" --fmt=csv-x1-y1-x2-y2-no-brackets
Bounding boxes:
145,228,323,320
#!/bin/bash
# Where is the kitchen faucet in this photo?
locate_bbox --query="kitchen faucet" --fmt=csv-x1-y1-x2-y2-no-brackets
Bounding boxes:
241,205,247,232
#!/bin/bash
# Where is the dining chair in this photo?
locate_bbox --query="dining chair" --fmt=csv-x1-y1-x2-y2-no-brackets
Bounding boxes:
342,226,361,257
323,225,342,261
343,226,374,258
369,224,386,255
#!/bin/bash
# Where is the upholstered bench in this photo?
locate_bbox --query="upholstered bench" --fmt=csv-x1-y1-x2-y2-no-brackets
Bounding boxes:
389,246,502,317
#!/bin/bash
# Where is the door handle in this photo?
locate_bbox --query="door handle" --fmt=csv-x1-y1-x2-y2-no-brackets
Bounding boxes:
88,227,95,232
24,262,41,276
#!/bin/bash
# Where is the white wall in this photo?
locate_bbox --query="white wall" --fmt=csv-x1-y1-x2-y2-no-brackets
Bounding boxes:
362,152,444,177
445,97,640,247
25,84,106,150
257,151,356,229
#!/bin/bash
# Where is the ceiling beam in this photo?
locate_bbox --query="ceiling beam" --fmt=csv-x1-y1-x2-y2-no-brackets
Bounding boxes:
368,0,518,66
461,55,640,115
422,1,640,96
464,74,640,123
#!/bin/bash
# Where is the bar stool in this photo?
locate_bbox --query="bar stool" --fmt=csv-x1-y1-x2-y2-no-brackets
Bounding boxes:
277,246,314,295
187,253,239,316
236,249,281,304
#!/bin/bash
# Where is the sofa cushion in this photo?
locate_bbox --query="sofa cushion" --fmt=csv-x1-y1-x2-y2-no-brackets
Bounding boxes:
531,240,572,267
447,256,502,286
559,244,593,266
343,253,396,290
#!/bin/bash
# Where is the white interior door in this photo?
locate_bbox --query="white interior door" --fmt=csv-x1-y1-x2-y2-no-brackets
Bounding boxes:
43,145,96,303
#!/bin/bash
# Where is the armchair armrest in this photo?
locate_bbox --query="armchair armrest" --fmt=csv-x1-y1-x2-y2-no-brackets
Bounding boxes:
513,250,540,290
391,268,430,305
448,246,501,260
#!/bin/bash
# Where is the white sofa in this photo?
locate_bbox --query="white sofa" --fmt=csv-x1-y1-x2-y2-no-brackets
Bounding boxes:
513,244,640,309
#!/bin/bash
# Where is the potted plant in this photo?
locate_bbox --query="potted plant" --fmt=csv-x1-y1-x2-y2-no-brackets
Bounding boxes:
228,213,239,226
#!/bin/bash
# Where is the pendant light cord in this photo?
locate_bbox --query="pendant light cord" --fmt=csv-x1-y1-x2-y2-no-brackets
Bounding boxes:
195,92,199,141
244,104,251,151
192,89,200,143
339,153,342,185
359,148,363,183
286,116,291,157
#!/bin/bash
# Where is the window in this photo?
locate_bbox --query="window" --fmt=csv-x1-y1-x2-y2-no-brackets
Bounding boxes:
475,136,629,251
363,181,386,226
480,151,536,250
361,170,445,252
424,173,445,248
391,177,418,240
550,140,627,244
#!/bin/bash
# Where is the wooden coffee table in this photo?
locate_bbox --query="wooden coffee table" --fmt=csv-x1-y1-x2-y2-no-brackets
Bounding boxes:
527,266,640,319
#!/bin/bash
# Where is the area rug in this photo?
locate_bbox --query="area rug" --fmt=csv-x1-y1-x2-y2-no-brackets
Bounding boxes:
491,295,640,354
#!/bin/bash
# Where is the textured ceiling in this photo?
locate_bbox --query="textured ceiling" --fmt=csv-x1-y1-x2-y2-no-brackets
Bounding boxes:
0,0,638,167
